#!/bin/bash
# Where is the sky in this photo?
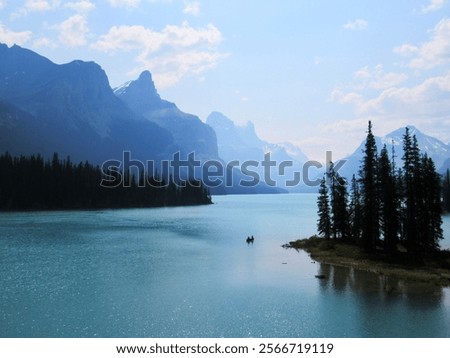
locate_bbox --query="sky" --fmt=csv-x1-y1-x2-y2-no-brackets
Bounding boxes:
1,0,450,161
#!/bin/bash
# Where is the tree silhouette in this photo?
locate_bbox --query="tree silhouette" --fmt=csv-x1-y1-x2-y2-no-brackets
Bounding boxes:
317,177,332,239
359,121,379,252
315,123,444,263
0,152,212,211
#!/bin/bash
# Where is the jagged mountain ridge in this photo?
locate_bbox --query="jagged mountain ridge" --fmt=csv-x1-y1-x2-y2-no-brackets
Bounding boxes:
114,71,218,160
0,43,284,194
206,111,308,164
0,43,175,164
339,125,450,179
206,111,310,191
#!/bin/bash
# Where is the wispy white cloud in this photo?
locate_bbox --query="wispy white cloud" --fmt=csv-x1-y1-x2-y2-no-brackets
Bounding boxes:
0,22,32,45
11,0,60,19
33,36,57,48
25,0,60,11
330,89,363,105
64,0,95,13
107,0,141,8
360,71,450,116
395,18,450,69
354,64,408,90
328,16,450,155
146,50,226,88
332,71,450,128
57,14,89,47
183,1,200,16
421,0,445,13
93,21,225,88
393,43,419,56
343,19,368,30
0,1,6,10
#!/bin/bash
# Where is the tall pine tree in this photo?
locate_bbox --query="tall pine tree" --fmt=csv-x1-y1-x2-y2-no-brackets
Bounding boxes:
348,174,362,245
359,121,379,252
402,130,422,262
328,163,349,241
378,144,399,256
419,155,443,253
317,177,332,239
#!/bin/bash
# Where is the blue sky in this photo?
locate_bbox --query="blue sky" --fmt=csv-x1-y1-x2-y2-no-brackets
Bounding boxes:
1,0,450,160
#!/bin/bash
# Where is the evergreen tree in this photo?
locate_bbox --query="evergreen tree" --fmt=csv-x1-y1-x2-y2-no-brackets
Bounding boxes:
378,145,399,256
402,129,422,262
359,121,379,252
317,177,332,239
348,174,362,245
328,163,349,241
0,152,212,211
419,155,443,253
313,122,445,263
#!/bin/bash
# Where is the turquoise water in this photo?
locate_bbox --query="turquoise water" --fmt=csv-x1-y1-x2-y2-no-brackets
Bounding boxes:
0,194,449,337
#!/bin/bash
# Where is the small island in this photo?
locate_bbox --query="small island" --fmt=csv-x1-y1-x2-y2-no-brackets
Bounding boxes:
285,122,450,287
283,236,450,287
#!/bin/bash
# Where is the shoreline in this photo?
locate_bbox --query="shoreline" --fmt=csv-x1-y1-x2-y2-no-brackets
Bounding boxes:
283,236,450,287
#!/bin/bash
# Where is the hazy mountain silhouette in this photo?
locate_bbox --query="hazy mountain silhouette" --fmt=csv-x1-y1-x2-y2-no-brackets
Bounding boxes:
0,43,285,194
114,71,218,160
339,125,450,179
206,111,310,191
0,43,175,164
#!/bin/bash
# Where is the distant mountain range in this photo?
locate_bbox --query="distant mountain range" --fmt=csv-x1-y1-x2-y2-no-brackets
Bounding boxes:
0,43,284,194
114,71,218,161
0,43,173,165
1,43,449,195
339,126,450,179
206,111,311,192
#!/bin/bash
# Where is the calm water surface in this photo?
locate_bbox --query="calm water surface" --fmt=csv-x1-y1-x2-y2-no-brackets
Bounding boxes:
0,194,449,337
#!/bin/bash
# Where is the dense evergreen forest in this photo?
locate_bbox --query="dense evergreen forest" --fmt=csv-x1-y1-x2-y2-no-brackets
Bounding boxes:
0,152,212,211
317,122,448,264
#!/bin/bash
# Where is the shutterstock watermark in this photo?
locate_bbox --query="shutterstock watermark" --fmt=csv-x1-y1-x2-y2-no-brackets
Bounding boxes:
100,151,346,189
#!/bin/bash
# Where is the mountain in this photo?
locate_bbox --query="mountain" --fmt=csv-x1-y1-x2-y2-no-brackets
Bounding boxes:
0,43,283,195
338,125,450,179
113,73,285,194
114,71,218,160
206,111,309,191
0,43,174,164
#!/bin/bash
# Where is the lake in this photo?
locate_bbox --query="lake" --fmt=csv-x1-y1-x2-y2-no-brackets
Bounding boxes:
0,194,450,337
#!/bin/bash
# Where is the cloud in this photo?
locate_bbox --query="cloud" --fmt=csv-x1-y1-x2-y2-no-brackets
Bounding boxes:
33,36,57,48
393,43,419,56
0,1,6,9
11,0,60,18
25,0,60,11
395,18,450,69
343,19,368,30
333,71,450,124
57,14,89,47
421,0,445,13
93,21,225,88
354,64,408,90
183,1,200,16
329,17,450,156
331,89,363,105
360,71,450,116
64,0,95,12
107,0,141,8
145,50,226,88
0,22,32,45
